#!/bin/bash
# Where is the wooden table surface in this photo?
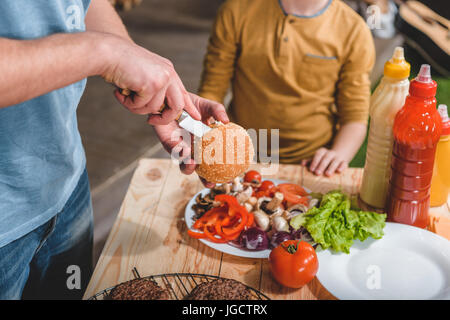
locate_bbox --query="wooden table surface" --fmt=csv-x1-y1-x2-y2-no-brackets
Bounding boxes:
83,158,447,300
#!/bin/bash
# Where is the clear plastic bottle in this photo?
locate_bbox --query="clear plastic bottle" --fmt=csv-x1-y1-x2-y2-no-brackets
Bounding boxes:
430,105,450,207
386,64,442,228
360,47,410,209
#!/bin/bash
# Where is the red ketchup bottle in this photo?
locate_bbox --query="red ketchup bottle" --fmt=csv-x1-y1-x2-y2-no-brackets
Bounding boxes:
386,65,442,228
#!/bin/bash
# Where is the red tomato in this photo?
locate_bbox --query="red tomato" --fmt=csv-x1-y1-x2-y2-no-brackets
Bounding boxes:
255,190,267,198
269,240,318,288
244,170,262,183
259,180,275,193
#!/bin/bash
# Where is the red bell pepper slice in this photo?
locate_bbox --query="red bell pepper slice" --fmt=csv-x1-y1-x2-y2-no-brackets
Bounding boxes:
222,209,248,235
203,225,228,243
187,229,206,239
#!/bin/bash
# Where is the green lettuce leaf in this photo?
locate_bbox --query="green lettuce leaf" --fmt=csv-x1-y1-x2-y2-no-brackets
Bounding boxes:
293,190,387,254
303,191,342,246
354,211,387,241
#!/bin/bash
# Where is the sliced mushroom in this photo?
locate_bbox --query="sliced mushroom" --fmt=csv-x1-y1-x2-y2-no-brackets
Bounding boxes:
247,196,257,207
284,203,309,219
287,203,309,213
193,193,215,216
236,186,253,204
244,202,253,212
281,210,293,220
213,183,231,195
308,198,319,209
192,204,206,219
232,177,244,193
253,210,270,231
273,216,289,232
195,193,210,207
243,196,257,213
203,193,214,203
269,207,284,219
266,192,284,211
256,197,272,210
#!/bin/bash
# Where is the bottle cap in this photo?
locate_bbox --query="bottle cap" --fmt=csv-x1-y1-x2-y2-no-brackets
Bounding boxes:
438,104,450,136
416,64,432,83
384,47,410,79
409,64,437,98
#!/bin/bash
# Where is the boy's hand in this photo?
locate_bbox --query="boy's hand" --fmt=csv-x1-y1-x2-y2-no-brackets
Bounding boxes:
302,122,367,177
301,147,349,177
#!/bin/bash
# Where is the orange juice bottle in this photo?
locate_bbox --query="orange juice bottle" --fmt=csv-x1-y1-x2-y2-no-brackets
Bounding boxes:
386,65,442,228
360,47,410,209
430,104,450,207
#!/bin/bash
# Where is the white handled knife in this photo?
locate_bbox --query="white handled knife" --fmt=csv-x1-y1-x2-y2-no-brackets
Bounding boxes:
119,88,212,137
177,111,212,138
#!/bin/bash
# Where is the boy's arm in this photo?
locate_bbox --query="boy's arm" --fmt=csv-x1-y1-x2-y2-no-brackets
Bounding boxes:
198,2,239,103
307,122,367,176
307,24,375,176
335,25,375,127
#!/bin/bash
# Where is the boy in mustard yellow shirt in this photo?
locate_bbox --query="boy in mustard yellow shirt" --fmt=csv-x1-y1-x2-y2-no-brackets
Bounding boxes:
198,0,375,176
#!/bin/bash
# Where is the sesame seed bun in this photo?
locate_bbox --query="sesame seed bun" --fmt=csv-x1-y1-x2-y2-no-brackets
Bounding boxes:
194,122,254,183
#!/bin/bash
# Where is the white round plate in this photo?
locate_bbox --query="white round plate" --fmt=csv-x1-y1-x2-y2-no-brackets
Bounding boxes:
185,179,309,259
316,222,450,300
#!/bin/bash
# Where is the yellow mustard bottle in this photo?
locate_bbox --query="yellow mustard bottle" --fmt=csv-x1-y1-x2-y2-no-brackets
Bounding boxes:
360,47,410,209
430,104,450,207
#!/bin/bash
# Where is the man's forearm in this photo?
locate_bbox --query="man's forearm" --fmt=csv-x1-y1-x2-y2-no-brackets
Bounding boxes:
0,32,112,108
332,122,368,162
85,0,132,42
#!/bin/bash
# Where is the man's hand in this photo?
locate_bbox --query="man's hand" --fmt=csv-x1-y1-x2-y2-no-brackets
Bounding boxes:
86,1,198,124
153,93,229,188
102,35,201,125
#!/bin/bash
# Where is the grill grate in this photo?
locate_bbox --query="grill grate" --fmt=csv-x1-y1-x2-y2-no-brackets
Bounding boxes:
88,267,270,300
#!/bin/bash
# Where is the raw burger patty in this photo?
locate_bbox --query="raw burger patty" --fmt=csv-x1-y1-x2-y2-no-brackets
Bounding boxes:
108,278,169,300
186,278,252,300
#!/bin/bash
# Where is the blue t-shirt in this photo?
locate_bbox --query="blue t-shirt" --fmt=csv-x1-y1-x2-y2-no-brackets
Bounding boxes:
0,0,91,248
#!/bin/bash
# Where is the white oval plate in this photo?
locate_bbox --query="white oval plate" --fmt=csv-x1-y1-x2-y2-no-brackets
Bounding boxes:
184,179,309,259
316,222,450,300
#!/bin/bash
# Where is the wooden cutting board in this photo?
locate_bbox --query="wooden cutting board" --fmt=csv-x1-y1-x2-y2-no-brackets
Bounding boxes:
83,158,449,299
